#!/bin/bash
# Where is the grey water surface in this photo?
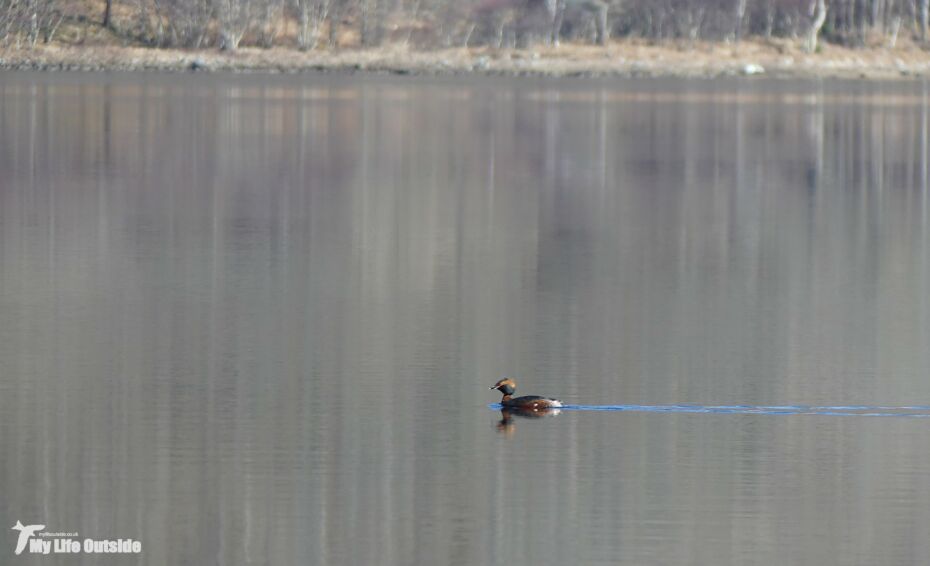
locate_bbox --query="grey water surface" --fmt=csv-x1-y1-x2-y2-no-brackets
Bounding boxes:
1,71,930,565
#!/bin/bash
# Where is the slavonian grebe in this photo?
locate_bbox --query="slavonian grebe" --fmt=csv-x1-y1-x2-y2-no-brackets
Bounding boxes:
489,378,562,410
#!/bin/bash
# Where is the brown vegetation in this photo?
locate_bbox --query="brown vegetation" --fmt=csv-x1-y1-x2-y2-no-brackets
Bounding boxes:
0,0,928,77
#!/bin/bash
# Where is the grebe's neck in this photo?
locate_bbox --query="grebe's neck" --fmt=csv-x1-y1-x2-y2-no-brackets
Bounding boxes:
501,393,512,403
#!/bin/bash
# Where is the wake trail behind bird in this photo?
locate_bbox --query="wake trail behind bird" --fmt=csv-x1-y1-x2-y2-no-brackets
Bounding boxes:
491,403,930,418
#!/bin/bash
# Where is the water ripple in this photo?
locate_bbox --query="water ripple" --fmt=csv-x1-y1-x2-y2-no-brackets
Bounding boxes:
490,404,930,418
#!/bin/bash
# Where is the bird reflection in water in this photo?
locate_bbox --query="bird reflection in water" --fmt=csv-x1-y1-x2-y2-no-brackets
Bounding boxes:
496,406,562,436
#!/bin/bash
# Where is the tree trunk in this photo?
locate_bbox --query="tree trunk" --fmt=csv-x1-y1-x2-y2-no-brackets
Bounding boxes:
297,0,327,50
886,14,900,46
43,12,64,42
858,0,867,43
297,0,311,49
219,29,240,50
103,0,112,28
360,0,383,46
550,0,564,46
28,2,38,47
921,0,929,41
871,0,883,29
806,0,827,52
764,0,774,38
733,0,747,42
328,1,339,47
216,0,247,50
594,1,608,45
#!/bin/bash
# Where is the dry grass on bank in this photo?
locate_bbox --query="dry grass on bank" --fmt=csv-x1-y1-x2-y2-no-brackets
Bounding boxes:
1,6,929,80
1,38,929,78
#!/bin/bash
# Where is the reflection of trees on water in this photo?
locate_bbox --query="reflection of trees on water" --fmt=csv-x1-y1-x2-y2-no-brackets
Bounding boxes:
2,76,930,565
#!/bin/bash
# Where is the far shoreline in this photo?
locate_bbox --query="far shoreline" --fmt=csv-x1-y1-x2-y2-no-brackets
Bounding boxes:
2,40,930,80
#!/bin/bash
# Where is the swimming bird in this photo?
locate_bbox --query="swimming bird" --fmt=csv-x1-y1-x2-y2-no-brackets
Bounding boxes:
489,378,562,410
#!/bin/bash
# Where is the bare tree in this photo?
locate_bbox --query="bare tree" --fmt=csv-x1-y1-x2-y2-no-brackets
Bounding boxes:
11,0,925,52
104,0,113,28
0,0,62,45
870,0,883,29
761,0,774,37
328,0,349,46
254,0,283,46
296,0,331,48
920,0,929,41
552,0,609,45
733,0,747,39
675,0,706,42
216,0,252,49
147,0,212,47
360,0,387,45
806,0,827,51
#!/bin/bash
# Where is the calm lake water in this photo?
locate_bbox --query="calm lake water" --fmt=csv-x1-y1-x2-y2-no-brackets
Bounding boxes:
1,71,929,565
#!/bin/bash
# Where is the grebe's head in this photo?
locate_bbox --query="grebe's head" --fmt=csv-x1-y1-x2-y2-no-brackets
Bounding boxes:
489,378,516,396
